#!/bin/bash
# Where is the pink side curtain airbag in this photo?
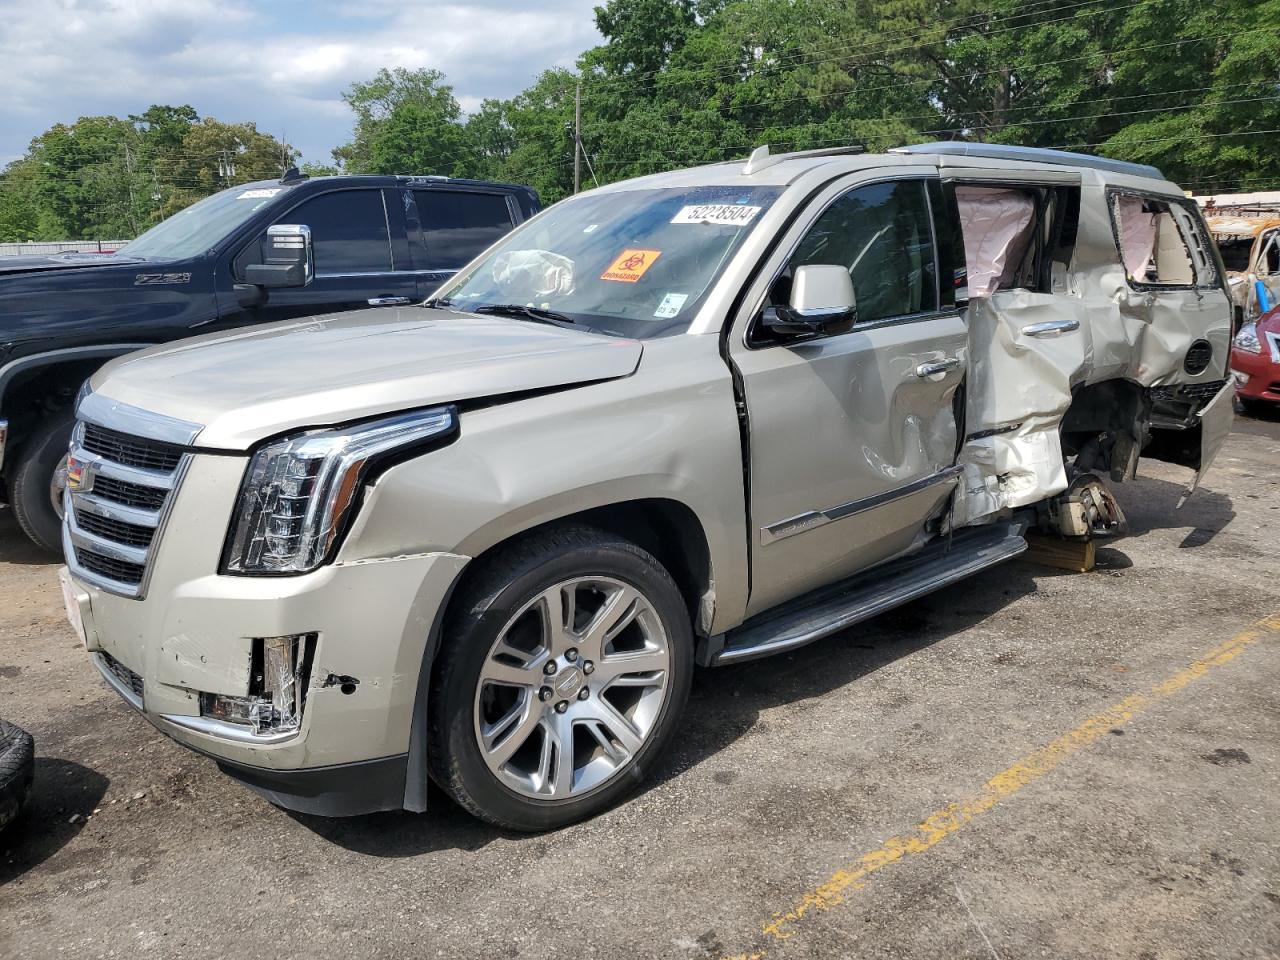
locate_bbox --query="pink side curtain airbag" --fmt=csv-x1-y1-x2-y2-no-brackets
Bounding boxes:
1115,195,1158,278
955,186,1037,297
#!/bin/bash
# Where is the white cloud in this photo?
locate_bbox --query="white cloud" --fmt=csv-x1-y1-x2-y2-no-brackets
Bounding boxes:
0,0,602,166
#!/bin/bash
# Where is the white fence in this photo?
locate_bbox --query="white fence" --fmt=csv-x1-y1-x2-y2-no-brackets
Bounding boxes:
0,240,128,257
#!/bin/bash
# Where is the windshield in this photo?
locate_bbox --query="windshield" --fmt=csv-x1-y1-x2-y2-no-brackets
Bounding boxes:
436,184,784,337
119,182,295,260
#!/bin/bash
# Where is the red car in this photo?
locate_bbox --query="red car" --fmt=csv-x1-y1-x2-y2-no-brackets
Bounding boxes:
1231,305,1280,413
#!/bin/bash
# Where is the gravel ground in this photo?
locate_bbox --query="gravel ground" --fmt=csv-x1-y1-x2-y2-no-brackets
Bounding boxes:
1,412,1279,959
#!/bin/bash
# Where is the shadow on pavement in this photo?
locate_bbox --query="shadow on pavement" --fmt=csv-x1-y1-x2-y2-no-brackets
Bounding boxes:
288,781,521,856
295,561,1046,855
0,758,110,886
0,508,60,567
1115,474,1235,549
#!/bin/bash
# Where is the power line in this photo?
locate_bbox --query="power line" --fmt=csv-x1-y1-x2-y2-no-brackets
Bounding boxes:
696,26,1280,123
568,0,1135,102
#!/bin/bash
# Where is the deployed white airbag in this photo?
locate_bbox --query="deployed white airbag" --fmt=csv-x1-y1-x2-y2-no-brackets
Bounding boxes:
491,249,576,298
1115,195,1158,279
955,186,1037,297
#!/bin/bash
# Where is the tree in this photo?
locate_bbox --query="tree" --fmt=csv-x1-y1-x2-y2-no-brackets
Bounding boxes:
332,68,470,174
159,118,294,217
0,104,292,241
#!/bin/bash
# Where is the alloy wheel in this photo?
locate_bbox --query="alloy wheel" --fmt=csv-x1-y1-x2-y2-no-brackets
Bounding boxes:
472,576,671,801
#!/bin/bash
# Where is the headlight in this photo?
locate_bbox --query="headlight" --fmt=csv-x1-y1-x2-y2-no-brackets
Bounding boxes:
1233,323,1263,354
224,407,457,575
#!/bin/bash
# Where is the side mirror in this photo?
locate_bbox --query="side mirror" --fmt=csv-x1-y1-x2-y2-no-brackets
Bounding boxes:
762,264,857,334
243,224,313,288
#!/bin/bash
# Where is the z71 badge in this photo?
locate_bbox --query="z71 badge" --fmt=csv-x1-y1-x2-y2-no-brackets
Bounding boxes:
134,272,192,286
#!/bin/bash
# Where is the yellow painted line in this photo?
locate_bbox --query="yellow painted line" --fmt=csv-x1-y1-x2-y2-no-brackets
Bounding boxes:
722,613,1280,960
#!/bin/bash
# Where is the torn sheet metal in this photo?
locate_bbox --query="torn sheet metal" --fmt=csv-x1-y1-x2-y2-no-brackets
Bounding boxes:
954,175,1232,527
954,294,1084,523
1183,381,1235,501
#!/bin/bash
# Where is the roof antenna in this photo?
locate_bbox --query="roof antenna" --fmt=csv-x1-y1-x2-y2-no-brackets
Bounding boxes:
743,145,770,175
279,166,308,185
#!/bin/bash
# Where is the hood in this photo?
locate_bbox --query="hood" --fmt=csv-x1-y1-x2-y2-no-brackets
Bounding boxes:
0,252,146,276
90,306,643,449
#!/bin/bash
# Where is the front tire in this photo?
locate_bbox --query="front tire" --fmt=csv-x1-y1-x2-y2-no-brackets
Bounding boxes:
10,411,74,555
428,525,693,831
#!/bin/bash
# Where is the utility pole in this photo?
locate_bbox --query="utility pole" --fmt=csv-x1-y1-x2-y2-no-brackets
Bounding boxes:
218,149,236,183
574,81,582,194
122,141,140,236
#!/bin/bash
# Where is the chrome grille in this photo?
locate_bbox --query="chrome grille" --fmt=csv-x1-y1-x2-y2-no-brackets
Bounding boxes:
82,423,185,472
64,416,192,599
89,475,168,511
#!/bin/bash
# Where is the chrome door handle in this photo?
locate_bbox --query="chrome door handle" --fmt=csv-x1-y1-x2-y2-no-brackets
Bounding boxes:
1021,318,1080,337
367,296,413,306
914,357,960,379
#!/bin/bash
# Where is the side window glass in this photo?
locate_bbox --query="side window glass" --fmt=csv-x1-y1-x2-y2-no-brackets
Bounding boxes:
280,190,392,274
784,180,937,324
416,191,515,271
1109,193,1206,287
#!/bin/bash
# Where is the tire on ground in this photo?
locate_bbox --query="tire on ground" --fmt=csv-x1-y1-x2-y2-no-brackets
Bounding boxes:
0,719,35,831
427,523,694,831
10,411,75,554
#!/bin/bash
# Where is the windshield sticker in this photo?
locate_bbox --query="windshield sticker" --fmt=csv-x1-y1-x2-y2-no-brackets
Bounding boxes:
602,249,661,283
654,292,689,319
671,204,762,226
237,188,283,200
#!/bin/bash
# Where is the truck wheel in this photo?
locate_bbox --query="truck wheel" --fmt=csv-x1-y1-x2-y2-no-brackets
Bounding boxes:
429,525,693,831
11,411,75,555
0,719,35,832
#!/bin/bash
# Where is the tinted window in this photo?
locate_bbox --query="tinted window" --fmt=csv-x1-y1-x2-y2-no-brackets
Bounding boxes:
788,180,937,323
417,191,515,270
282,190,391,273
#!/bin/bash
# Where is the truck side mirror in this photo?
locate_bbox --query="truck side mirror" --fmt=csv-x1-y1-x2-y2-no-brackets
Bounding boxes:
243,224,313,288
762,264,857,335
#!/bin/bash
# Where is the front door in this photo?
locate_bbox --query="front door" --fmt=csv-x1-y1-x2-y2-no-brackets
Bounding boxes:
728,172,968,616
219,187,418,328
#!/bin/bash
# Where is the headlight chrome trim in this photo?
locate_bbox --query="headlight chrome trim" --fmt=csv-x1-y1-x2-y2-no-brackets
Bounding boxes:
221,405,459,576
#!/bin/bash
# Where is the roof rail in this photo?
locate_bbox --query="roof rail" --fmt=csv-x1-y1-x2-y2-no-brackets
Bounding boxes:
895,142,1164,180
742,143,866,175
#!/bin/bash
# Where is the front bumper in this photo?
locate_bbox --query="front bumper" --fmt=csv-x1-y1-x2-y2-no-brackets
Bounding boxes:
1230,346,1280,403
66,452,470,815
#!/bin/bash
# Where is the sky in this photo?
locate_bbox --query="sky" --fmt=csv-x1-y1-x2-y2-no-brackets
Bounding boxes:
0,0,604,168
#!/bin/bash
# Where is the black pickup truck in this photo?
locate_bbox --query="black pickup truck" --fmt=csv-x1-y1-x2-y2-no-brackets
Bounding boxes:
0,170,540,551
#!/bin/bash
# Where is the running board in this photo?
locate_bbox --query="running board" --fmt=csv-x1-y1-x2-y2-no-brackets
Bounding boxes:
706,522,1028,666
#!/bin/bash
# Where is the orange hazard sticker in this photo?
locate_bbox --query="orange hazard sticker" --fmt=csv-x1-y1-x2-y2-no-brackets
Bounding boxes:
601,249,661,283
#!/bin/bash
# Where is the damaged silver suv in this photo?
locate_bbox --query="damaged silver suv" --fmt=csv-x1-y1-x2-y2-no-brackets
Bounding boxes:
60,143,1232,830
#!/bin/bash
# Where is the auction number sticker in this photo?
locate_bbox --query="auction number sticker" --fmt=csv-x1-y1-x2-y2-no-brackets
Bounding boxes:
671,204,762,226
602,249,661,283
237,188,283,200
